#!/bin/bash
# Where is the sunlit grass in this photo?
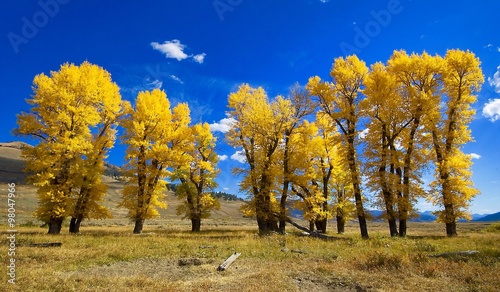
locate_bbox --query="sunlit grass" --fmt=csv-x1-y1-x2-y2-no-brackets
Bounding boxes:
0,222,499,291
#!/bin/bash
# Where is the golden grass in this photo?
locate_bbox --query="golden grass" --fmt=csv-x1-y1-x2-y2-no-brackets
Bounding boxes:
1,222,499,291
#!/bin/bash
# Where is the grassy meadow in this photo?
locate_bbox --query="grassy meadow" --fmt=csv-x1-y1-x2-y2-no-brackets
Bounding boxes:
1,221,499,292
1,144,499,291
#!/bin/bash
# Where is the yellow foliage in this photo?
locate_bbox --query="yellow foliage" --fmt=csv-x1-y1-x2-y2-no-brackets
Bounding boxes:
173,122,220,222
120,89,191,222
16,61,123,224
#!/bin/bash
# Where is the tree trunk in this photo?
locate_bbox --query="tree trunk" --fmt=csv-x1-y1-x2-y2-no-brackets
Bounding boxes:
309,221,315,233
69,216,83,234
315,219,327,234
398,219,407,237
444,202,457,237
191,218,201,232
385,218,397,237
446,222,457,237
346,134,369,239
257,217,278,235
133,218,145,234
48,217,63,234
336,214,345,234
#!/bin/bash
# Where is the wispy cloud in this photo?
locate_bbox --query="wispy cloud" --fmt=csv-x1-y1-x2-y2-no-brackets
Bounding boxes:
210,117,236,133
488,66,500,93
483,99,500,122
231,150,246,163
169,74,184,84
470,153,481,159
151,39,206,64
147,78,163,89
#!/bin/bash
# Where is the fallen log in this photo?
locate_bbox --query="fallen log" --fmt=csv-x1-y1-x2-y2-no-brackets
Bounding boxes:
285,218,337,240
28,242,62,247
217,252,241,271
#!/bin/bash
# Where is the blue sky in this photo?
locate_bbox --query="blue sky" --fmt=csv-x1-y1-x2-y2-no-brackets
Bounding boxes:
2,0,500,214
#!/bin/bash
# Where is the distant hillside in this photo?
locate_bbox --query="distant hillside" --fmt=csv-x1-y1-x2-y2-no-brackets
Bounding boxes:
0,142,31,183
474,211,500,222
366,210,489,222
0,141,247,225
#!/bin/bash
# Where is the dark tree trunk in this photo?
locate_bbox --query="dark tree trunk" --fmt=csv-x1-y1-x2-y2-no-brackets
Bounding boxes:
309,221,315,233
315,219,327,234
336,214,345,234
69,216,83,234
446,222,457,237
257,217,278,235
278,220,286,233
133,218,145,234
387,218,398,237
48,217,63,234
398,219,407,237
358,215,369,239
191,218,201,232
346,133,369,239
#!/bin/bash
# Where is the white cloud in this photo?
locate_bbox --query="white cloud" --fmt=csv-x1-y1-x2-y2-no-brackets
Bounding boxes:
231,150,246,163
193,53,206,64
143,78,162,90
470,153,481,160
209,117,236,133
483,99,500,122
151,40,188,61
169,74,184,84
484,44,493,48
488,66,500,93
151,39,206,64
359,128,369,139
223,187,229,191
218,154,228,161
319,0,329,3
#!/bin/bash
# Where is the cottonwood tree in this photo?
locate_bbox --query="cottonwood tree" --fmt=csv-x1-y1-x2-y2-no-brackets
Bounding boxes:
120,89,191,234
307,55,370,238
16,61,122,234
173,123,220,232
429,49,483,237
288,120,330,232
277,84,316,233
226,84,291,235
69,82,129,233
315,113,355,234
386,51,442,236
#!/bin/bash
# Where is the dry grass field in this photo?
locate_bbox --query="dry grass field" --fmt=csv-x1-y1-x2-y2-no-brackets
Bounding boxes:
1,142,499,291
0,222,499,291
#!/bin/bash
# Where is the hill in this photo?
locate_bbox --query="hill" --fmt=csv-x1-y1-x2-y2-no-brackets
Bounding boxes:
0,141,248,226
0,141,31,183
474,211,500,222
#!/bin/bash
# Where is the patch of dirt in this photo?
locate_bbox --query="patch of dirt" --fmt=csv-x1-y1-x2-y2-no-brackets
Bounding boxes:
62,258,367,291
294,275,372,292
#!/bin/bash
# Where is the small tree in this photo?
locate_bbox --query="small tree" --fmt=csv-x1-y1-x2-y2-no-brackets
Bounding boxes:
429,50,483,237
307,55,370,238
174,123,220,232
120,89,191,234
